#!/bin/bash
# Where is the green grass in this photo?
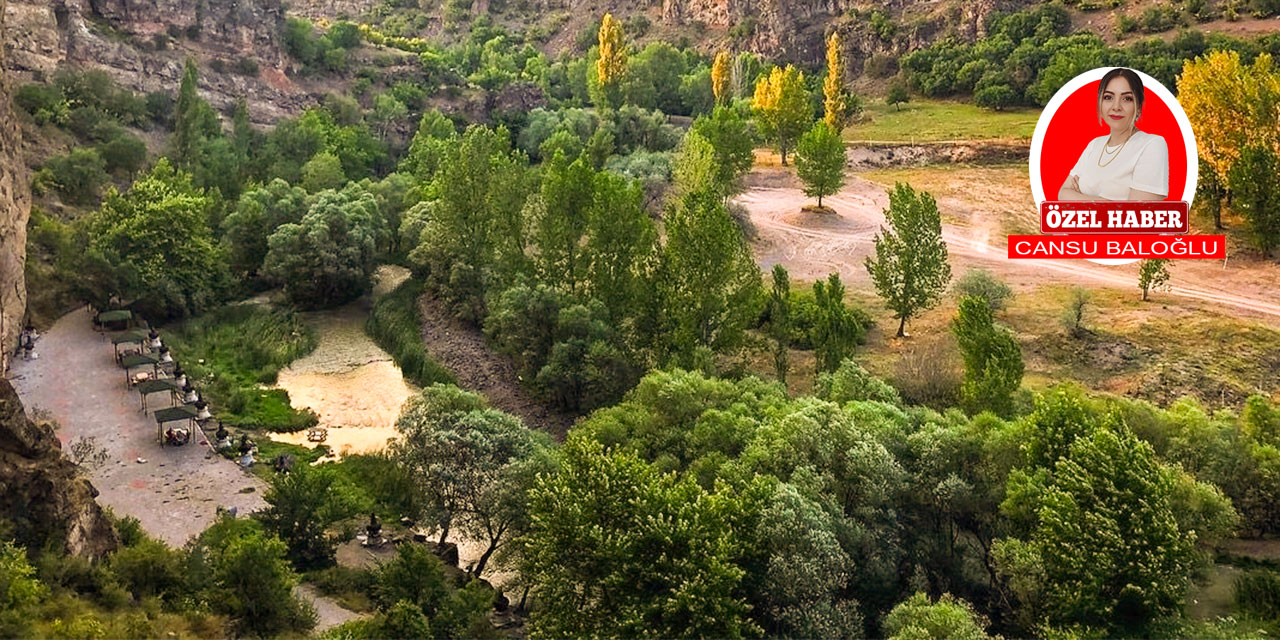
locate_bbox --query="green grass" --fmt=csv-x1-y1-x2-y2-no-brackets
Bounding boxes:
846,99,1040,143
166,305,319,432
366,279,455,388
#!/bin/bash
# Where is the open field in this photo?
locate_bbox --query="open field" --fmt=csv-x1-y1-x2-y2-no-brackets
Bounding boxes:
845,99,1040,143
740,164,1280,408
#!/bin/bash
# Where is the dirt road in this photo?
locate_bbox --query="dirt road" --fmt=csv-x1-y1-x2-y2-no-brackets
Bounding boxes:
740,169,1280,325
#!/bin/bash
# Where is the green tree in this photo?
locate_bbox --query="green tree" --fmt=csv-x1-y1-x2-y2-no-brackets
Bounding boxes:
995,426,1199,634
263,183,385,309
1230,143,1280,255
887,81,911,110
521,435,755,639
401,109,456,179
752,65,811,166
812,272,862,374
953,267,1013,312
43,147,108,205
1138,258,1171,301
392,385,541,574
196,516,316,637
662,169,761,361
221,179,310,282
584,170,658,324
769,264,791,385
815,359,902,405
795,121,846,209
690,106,756,197
865,183,952,337
86,159,228,317
259,466,364,570
300,150,347,192
952,296,1023,416
172,58,221,168
536,153,595,295
883,592,992,640
0,540,46,637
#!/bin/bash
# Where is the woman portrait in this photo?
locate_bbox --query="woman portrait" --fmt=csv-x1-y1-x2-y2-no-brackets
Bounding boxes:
1058,68,1170,201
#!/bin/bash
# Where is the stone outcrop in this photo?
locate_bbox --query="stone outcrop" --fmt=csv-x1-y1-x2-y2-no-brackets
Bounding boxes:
3,0,312,124
0,0,29,375
0,378,119,559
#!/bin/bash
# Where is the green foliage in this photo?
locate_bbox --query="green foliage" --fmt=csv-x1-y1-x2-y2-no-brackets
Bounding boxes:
812,273,864,373
166,306,317,430
887,81,911,110
768,265,791,384
996,424,1200,634
391,385,544,573
42,148,109,206
402,109,458,178
1138,258,1171,300
1060,286,1091,335
690,105,756,196
662,135,762,364
194,516,317,636
883,592,992,640
816,359,902,406
301,151,348,193
796,121,847,208
96,133,147,177
521,435,756,639
366,278,456,387
954,268,1013,312
259,466,366,570
220,179,310,283
172,59,222,171
1230,144,1280,255
86,159,229,318
865,182,951,337
953,296,1023,416
1235,569,1280,620
264,183,387,309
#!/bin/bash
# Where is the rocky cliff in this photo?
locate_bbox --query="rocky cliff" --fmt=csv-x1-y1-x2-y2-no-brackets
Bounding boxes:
0,378,119,558
4,0,312,124
1,0,29,374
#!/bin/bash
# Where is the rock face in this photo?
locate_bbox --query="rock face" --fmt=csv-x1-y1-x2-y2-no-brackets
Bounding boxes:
0,378,119,559
3,0,312,124
0,0,30,375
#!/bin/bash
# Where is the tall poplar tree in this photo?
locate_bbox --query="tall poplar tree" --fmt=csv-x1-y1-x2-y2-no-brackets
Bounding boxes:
711,51,732,105
769,264,791,385
171,58,220,169
593,13,628,111
823,33,849,130
865,183,951,337
752,65,810,166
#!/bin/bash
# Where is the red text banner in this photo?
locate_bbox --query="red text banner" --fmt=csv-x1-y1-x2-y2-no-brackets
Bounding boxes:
1008,234,1225,259
1040,201,1190,234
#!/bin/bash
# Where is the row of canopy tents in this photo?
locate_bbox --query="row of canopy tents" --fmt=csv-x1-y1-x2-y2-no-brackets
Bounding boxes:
97,309,207,446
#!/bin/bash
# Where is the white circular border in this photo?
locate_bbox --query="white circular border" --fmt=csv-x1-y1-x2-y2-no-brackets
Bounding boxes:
1028,67,1199,265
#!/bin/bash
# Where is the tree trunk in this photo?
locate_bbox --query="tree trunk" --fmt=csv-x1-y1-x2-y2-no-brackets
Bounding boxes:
474,540,499,577
1142,287,1149,301
818,194,823,208
437,515,451,547
896,315,907,338
780,145,788,166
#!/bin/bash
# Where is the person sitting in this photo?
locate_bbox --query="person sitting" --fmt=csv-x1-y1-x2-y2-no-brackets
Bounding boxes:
215,423,232,451
166,428,178,446
238,434,255,468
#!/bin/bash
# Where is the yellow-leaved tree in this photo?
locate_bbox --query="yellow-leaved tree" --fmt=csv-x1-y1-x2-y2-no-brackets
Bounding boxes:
1178,51,1280,184
823,33,849,130
753,65,811,166
712,51,732,105
593,13,628,111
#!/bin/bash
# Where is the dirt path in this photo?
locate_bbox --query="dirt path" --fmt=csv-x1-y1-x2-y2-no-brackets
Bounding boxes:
418,293,575,437
740,169,1280,326
7,306,363,631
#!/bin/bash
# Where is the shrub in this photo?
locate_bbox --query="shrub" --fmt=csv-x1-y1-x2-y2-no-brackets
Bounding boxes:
235,57,260,76
892,337,962,408
1236,570,1280,620
816,359,903,405
366,279,456,387
43,147,108,205
1060,286,1091,335
953,268,1013,311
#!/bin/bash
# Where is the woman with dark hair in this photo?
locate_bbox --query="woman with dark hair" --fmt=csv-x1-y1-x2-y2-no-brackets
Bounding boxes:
1059,68,1169,201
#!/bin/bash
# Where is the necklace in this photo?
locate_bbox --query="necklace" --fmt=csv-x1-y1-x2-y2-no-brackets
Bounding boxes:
1098,136,1128,168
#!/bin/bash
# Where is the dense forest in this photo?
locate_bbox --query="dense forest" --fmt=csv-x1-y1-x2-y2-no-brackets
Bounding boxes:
5,0,1280,638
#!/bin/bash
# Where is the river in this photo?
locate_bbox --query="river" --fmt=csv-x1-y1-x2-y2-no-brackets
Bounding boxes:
270,266,414,457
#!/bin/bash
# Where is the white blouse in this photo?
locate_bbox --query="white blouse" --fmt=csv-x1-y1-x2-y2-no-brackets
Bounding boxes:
1067,130,1170,200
